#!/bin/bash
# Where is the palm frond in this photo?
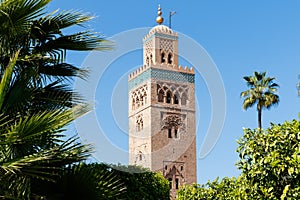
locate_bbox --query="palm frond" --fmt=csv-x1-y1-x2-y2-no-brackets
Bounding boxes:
0,50,19,111
35,31,112,54
31,10,93,39
0,0,50,55
242,97,257,110
0,136,92,199
34,163,126,200
31,81,84,111
39,63,89,80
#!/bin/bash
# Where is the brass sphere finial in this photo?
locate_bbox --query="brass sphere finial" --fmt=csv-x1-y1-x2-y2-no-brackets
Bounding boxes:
156,4,164,25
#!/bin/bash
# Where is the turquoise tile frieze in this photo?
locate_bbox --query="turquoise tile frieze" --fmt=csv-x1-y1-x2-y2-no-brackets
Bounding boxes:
128,68,194,90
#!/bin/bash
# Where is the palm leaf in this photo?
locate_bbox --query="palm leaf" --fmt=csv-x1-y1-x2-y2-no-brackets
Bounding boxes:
34,163,126,200
0,50,19,110
38,63,88,80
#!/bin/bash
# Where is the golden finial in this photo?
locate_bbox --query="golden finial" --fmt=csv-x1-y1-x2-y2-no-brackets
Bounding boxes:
156,4,164,25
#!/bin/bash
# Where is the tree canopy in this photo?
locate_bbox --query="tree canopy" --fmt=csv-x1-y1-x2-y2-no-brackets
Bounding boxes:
177,120,300,199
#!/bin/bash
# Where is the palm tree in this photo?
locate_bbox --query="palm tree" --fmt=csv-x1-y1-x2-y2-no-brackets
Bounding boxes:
0,54,92,199
0,0,120,199
0,0,112,115
241,71,279,129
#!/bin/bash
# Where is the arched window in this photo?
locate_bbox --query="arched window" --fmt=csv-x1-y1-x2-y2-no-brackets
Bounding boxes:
169,178,172,189
181,93,187,105
166,91,172,103
174,93,179,104
168,53,172,64
139,154,142,161
132,99,135,110
150,54,153,64
168,129,172,138
136,121,140,132
143,91,147,104
175,178,179,189
136,97,140,108
140,94,144,106
146,56,149,65
136,116,143,132
174,128,178,138
161,52,165,63
140,119,143,130
158,89,164,102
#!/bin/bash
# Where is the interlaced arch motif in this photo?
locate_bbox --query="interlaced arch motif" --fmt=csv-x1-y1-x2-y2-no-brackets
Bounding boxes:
157,83,188,105
131,84,148,110
136,114,143,132
161,115,186,131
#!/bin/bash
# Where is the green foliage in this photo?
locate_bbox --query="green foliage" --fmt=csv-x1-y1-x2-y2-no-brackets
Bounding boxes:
0,106,92,199
111,164,170,200
177,176,250,200
237,120,300,199
177,120,300,199
33,163,126,200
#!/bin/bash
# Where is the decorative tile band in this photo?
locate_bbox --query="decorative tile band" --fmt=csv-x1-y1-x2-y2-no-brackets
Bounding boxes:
128,68,195,90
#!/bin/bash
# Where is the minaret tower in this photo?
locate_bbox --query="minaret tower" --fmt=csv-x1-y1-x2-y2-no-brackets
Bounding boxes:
128,5,196,197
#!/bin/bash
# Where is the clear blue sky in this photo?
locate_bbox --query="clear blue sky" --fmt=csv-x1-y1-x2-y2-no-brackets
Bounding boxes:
48,0,299,183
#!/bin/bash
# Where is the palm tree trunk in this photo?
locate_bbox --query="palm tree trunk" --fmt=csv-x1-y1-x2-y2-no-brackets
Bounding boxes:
258,108,262,130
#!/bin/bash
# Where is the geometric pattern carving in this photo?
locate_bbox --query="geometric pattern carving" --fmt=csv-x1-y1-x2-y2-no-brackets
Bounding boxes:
157,83,189,106
161,114,186,131
160,39,173,53
131,84,148,110
145,41,153,55
157,83,188,98
128,68,194,90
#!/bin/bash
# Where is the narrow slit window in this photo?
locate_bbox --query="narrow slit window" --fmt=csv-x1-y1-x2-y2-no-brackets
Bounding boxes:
168,53,172,64
166,91,172,103
174,129,178,138
174,94,179,104
168,129,172,138
140,95,144,106
132,99,135,110
168,178,172,189
140,120,143,130
158,90,164,102
175,178,179,189
161,52,165,63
